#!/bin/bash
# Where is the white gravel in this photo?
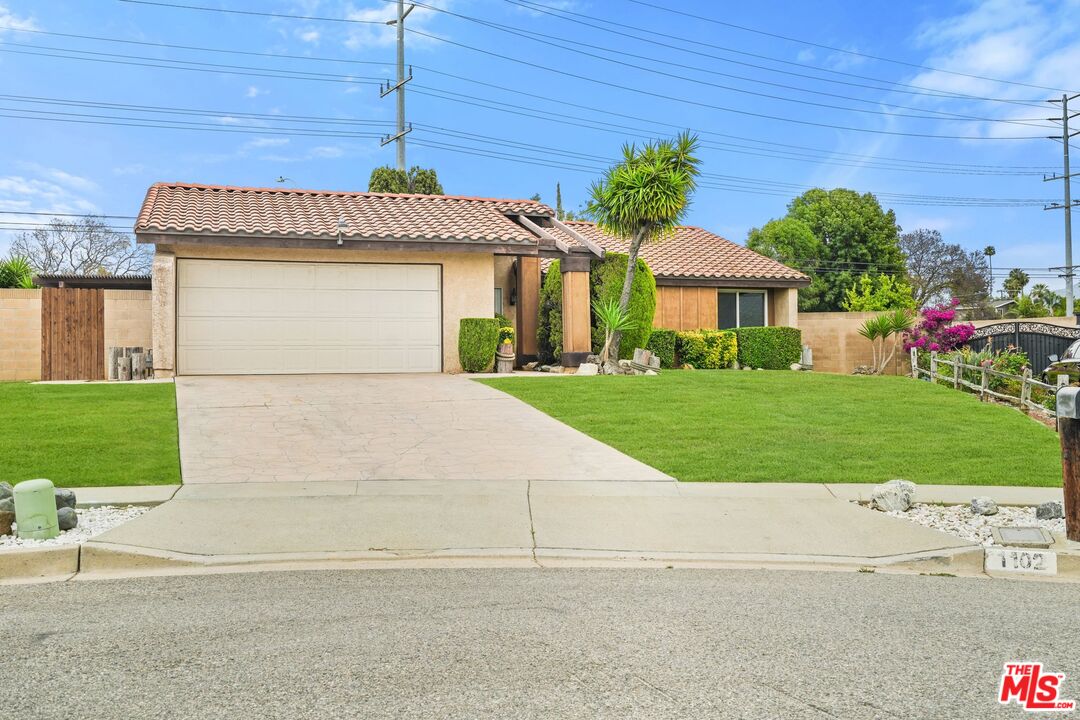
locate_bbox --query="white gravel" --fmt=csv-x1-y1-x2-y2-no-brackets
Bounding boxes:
0,505,148,549
878,503,1065,546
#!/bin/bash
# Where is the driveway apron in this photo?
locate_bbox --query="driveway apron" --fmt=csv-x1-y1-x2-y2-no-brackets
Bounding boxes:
175,374,672,483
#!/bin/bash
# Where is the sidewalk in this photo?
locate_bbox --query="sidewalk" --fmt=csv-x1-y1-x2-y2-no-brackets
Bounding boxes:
74,480,989,577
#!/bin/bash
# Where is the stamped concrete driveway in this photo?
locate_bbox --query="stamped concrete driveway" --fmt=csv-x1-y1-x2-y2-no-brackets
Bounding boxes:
176,375,671,483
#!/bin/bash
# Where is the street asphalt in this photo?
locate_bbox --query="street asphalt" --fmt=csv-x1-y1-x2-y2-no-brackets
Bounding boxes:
1,568,1076,719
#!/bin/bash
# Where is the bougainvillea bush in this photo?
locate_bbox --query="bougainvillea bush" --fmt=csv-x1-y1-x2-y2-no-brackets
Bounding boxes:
903,298,976,353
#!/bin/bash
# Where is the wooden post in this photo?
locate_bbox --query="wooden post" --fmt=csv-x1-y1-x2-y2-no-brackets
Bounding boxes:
131,352,146,381
929,351,938,383
910,348,918,378
1056,386,1080,542
953,359,961,389
1021,368,1032,412
107,347,122,381
980,364,989,401
118,355,132,382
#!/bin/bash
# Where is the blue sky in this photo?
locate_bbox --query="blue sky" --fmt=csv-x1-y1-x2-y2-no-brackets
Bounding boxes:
1,0,1078,293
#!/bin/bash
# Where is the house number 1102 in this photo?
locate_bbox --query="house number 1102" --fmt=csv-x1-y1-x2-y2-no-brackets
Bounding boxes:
985,548,1057,576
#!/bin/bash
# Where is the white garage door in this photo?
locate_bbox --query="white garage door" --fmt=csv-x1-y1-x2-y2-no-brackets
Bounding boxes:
177,259,441,375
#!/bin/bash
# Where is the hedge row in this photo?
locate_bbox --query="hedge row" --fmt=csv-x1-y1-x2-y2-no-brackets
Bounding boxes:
734,326,802,370
645,329,676,368
537,261,563,364
458,317,500,373
675,329,737,369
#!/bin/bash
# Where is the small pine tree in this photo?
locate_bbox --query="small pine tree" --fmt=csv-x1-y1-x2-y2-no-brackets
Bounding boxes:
556,182,563,220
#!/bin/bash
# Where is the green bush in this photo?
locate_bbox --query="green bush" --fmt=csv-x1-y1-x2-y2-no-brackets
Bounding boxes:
590,253,656,359
458,318,500,372
675,329,737,369
734,326,802,370
536,262,563,364
646,328,676,369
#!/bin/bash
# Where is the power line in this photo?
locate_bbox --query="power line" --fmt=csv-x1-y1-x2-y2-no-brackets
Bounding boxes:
117,0,385,25
624,0,1078,95
0,211,137,219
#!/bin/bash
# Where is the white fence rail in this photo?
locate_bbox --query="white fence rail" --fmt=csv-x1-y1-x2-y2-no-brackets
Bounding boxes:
910,348,1061,418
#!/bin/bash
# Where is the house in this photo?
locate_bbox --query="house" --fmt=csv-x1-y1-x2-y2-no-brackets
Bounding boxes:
135,182,807,376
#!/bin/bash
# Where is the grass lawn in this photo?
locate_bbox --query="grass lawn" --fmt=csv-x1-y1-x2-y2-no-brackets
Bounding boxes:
481,371,1062,486
0,382,181,488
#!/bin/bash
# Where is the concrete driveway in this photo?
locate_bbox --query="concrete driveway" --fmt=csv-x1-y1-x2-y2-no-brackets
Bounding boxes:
175,374,672,483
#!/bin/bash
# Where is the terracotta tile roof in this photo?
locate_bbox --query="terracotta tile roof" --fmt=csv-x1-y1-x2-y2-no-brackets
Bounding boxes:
135,182,554,244
547,222,808,283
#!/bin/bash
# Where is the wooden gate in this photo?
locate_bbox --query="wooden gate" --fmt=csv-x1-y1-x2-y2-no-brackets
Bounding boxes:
41,287,105,381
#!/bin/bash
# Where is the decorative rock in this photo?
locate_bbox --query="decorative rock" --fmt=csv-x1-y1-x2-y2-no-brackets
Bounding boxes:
852,365,874,375
1036,501,1064,520
54,488,77,510
645,369,658,376
57,506,78,531
970,496,998,516
601,361,622,375
0,510,13,536
0,497,13,513
576,362,599,376
871,479,914,512
537,364,552,373
790,363,802,371
680,363,695,370
523,362,539,371
0,481,12,501
585,354,602,365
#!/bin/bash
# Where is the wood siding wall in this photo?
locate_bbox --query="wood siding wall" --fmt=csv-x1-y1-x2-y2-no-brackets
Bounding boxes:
41,287,105,381
655,286,717,330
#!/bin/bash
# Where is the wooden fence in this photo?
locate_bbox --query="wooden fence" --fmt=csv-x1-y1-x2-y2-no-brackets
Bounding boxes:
910,348,1060,418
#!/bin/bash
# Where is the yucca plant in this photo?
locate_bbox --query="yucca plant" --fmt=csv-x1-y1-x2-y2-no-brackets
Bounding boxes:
592,297,636,366
0,256,34,289
858,308,914,374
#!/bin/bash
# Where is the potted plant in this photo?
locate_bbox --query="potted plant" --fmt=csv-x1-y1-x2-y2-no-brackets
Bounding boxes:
496,325,515,373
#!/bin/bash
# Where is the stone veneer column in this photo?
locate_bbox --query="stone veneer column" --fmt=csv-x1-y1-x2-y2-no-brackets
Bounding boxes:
515,256,541,362
151,251,176,378
560,255,592,367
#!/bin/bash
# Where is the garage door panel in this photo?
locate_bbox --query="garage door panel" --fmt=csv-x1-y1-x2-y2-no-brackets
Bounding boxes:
177,259,442,375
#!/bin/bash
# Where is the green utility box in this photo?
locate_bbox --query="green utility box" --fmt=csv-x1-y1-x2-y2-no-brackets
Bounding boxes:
14,478,59,540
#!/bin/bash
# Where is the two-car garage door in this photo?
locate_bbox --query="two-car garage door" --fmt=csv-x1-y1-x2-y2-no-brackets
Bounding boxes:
177,259,441,374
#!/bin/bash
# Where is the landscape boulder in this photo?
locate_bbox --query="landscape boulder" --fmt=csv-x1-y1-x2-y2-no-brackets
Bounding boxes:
0,497,13,514
57,506,78,531
55,488,77,510
1036,501,1064,520
0,481,12,502
576,363,599,376
970,496,998,516
0,510,12,536
871,479,915,512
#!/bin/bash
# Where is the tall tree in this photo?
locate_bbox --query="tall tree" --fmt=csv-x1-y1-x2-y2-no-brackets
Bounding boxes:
1003,268,1029,298
983,246,996,296
746,217,824,310
946,250,993,307
587,132,700,356
556,182,564,220
10,216,150,275
367,165,444,194
748,188,904,311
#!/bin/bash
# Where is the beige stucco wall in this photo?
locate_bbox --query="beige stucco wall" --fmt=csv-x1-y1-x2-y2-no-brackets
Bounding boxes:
0,289,41,381
154,245,495,374
798,311,909,376
103,289,153,375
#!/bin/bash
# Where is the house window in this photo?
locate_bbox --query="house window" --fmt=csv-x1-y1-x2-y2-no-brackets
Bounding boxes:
718,291,768,329
494,287,503,315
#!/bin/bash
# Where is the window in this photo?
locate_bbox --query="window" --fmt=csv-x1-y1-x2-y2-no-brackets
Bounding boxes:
717,291,768,329
494,287,503,316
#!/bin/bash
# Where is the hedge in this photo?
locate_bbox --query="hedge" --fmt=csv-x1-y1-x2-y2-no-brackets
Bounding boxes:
675,329,737,369
734,326,802,370
589,253,656,360
458,318,500,372
536,261,563,364
645,328,676,369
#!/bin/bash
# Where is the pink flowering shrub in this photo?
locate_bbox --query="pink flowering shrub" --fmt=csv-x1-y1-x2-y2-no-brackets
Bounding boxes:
903,298,977,353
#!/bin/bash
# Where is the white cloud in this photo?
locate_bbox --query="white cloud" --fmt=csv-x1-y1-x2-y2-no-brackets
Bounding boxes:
244,137,291,150
218,115,244,125
0,4,37,35
245,86,267,98
0,171,102,255
113,163,146,176
298,28,321,43
310,145,344,158
343,1,448,50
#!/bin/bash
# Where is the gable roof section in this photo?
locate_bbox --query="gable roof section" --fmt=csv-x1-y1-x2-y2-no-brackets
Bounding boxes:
548,222,809,284
135,182,554,245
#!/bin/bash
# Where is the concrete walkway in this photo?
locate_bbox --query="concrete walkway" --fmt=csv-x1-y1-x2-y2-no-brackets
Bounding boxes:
83,481,980,575
175,375,671,483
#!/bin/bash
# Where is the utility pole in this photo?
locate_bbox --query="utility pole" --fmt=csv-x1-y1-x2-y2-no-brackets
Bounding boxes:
381,1,415,170
1045,93,1080,316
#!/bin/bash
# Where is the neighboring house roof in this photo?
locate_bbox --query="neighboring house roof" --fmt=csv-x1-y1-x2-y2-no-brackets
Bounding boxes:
135,182,555,245
33,274,152,290
545,221,810,286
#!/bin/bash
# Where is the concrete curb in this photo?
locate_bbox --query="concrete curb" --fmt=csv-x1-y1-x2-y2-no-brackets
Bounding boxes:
0,545,79,583
75,485,181,508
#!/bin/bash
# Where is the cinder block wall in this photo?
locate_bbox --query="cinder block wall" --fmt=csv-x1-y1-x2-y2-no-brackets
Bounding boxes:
103,290,153,375
0,289,42,381
798,311,908,376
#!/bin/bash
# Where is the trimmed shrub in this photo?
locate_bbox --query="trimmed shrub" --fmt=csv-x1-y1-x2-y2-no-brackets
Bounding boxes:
536,262,563,364
458,318,500,372
646,328,677,369
675,329,737,369
589,253,656,360
734,326,801,369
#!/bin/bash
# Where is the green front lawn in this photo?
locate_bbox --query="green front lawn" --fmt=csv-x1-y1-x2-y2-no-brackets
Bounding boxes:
0,382,181,488
482,372,1062,486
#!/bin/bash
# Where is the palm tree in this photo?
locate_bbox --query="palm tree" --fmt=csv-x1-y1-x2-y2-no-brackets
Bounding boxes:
588,132,701,356
984,246,996,296
1004,268,1030,298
